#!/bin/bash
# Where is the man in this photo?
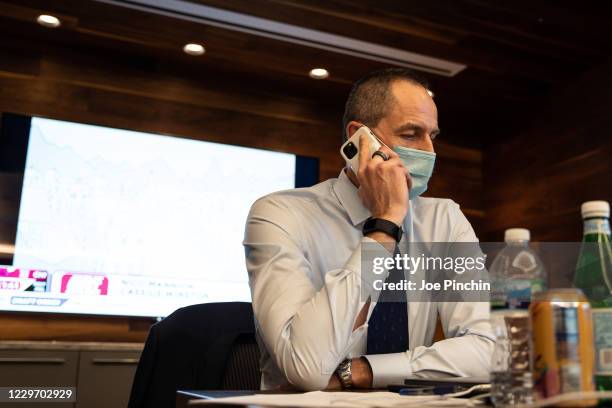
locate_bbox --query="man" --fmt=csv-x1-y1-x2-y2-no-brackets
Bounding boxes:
243,68,494,391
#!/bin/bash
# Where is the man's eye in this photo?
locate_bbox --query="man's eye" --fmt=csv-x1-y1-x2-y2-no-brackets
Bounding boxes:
400,133,416,139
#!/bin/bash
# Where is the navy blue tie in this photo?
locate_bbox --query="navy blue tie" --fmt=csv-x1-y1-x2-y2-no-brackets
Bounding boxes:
366,246,409,354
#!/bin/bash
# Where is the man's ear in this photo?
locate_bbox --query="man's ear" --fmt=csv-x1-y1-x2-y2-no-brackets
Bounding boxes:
345,121,363,140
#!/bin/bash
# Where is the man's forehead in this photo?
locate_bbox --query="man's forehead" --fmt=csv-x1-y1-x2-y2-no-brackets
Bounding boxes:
387,80,438,128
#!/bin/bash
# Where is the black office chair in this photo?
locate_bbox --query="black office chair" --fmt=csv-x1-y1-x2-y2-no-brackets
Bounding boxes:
128,302,260,408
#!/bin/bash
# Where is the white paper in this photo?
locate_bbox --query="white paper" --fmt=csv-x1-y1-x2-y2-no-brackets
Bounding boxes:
189,390,478,407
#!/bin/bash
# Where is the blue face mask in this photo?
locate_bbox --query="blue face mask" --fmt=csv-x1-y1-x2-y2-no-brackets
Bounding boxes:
392,146,436,198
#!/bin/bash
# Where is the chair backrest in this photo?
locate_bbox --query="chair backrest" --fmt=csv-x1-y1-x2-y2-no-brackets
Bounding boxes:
128,302,259,408
221,333,261,390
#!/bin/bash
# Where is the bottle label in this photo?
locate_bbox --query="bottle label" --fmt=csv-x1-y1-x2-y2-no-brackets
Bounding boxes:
491,279,544,309
592,308,612,375
584,219,611,236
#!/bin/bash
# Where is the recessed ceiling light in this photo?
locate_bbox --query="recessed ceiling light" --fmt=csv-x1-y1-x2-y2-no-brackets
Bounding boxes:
309,68,329,79
36,14,61,28
183,43,205,56
427,89,435,98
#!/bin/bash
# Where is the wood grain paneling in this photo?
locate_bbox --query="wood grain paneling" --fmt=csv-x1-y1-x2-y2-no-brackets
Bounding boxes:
0,313,154,342
482,58,612,243
2,0,609,151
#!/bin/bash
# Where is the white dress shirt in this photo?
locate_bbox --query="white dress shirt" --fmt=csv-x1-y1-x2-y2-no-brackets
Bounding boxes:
243,170,495,391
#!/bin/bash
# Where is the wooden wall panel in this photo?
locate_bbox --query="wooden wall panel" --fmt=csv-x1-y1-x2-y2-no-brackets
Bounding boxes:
482,58,612,243
428,142,483,235
0,40,483,341
0,313,154,342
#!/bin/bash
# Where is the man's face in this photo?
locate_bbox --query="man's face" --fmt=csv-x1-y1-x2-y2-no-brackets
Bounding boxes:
370,80,439,153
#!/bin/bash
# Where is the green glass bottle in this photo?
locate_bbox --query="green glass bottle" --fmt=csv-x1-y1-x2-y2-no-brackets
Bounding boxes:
573,200,612,393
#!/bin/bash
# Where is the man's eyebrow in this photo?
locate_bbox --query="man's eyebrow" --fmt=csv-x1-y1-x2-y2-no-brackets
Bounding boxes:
394,121,440,135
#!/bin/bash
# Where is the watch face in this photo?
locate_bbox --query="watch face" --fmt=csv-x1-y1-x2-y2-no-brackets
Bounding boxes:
336,359,352,389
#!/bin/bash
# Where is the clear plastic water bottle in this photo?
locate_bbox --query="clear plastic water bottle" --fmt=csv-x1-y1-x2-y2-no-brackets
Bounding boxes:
489,228,546,407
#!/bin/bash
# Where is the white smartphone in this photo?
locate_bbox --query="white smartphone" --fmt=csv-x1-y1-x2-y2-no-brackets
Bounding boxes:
340,126,382,172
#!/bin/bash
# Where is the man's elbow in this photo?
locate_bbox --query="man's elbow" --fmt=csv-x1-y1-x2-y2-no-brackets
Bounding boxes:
277,348,331,390
462,335,494,377
274,331,336,390
284,367,331,391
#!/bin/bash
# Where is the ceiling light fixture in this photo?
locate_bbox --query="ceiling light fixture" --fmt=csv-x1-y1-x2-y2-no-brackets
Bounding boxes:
183,43,205,56
309,68,329,79
36,14,61,28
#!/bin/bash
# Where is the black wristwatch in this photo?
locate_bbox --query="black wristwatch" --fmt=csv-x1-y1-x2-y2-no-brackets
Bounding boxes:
362,217,403,242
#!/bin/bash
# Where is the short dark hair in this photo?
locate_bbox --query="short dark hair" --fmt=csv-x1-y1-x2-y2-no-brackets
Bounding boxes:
342,68,429,140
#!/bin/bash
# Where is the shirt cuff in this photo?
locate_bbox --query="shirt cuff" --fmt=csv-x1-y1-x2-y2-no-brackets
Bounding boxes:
364,352,412,389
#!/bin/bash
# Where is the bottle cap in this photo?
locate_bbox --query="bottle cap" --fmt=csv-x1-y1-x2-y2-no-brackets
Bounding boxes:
504,228,530,242
581,201,610,219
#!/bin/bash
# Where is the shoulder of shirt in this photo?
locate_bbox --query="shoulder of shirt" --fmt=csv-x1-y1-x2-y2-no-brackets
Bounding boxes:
248,178,338,215
411,196,470,225
412,196,476,241
411,196,461,213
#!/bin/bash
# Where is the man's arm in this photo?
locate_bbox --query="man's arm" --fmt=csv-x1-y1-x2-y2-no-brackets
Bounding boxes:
333,231,397,390
244,196,385,390
325,232,397,391
363,302,494,388
245,136,411,390
363,202,495,387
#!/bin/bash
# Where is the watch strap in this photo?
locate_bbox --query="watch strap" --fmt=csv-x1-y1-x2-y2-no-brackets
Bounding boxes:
363,217,403,242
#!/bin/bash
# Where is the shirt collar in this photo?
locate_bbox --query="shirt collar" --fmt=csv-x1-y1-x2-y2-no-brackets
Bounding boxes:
332,169,371,226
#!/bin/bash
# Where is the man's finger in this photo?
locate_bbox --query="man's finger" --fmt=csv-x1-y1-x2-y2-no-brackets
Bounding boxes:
379,145,398,159
358,132,372,169
405,168,413,191
382,156,403,167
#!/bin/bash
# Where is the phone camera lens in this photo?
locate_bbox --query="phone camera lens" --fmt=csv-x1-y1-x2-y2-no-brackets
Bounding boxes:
343,142,358,159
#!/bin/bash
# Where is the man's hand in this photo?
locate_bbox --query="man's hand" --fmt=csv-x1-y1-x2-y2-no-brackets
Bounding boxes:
356,133,410,227
325,373,342,390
